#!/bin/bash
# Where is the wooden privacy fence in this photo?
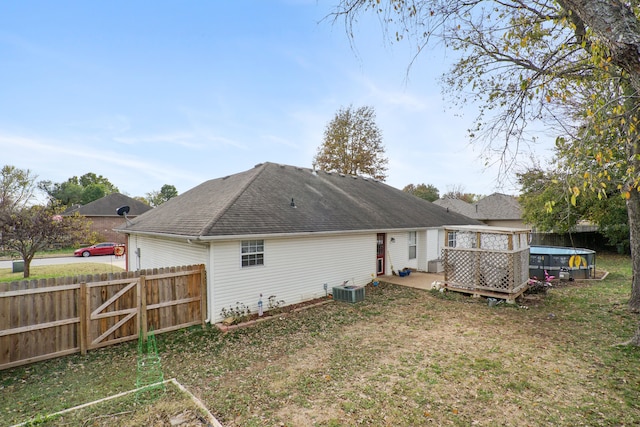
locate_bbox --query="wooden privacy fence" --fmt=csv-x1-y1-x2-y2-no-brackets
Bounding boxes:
0,265,206,371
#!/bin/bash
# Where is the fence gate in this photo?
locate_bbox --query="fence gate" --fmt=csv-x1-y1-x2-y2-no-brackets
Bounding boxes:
85,278,140,351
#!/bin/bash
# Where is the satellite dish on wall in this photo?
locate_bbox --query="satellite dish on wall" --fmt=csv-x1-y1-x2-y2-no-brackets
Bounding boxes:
116,206,130,216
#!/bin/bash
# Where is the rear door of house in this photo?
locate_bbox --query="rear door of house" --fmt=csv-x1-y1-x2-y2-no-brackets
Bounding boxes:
376,233,386,275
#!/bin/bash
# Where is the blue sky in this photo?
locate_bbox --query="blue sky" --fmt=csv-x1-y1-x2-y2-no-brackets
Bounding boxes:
0,0,545,200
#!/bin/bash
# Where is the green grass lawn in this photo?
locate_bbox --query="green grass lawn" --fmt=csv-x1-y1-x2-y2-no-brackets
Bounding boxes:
1,254,639,426
0,247,75,261
0,262,125,283
0,247,115,283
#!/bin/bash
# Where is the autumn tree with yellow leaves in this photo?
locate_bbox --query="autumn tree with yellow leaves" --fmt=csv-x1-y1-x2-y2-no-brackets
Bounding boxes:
331,0,640,344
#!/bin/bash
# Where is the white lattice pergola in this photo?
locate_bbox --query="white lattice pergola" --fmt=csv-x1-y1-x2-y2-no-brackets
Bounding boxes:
442,225,531,302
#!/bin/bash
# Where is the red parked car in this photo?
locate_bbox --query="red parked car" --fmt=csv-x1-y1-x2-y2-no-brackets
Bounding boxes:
74,242,125,257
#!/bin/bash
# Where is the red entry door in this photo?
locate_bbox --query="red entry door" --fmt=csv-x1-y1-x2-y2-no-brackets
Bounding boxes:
376,233,386,275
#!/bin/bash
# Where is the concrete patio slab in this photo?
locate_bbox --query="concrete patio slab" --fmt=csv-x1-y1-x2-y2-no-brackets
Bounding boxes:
378,271,445,291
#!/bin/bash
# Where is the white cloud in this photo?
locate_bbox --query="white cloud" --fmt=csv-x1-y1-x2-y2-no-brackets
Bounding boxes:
0,132,206,195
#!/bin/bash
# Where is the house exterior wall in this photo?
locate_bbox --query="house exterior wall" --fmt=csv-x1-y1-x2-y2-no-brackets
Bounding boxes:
127,235,209,271
386,231,419,272
417,230,427,272
87,217,129,243
209,233,376,323
426,229,443,262
382,229,448,273
126,228,451,323
483,219,526,228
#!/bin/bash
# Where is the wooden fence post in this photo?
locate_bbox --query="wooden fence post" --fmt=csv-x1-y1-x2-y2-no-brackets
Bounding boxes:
200,265,207,328
139,276,147,342
79,283,87,355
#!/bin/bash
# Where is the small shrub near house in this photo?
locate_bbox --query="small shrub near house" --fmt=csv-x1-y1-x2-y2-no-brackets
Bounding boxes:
220,302,251,325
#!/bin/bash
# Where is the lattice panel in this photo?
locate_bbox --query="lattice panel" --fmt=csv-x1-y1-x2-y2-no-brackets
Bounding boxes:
443,248,529,294
443,250,477,287
478,252,512,291
513,250,530,286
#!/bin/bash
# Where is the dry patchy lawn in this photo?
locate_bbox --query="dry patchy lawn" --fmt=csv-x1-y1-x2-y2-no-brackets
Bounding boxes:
1,255,639,426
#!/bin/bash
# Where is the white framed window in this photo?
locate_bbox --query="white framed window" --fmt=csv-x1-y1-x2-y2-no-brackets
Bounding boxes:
447,231,457,248
408,231,417,259
241,240,264,267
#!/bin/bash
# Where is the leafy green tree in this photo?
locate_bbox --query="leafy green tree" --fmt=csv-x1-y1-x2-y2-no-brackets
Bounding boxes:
80,184,106,205
77,173,118,192
403,183,440,202
0,165,37,226
39,173,119,207
2,207,90,278
146,184,179,207
313,105,388,181
517,167,584,233
519,163,630,251
38,180,82,206
331,0,640,344
588,192,629,253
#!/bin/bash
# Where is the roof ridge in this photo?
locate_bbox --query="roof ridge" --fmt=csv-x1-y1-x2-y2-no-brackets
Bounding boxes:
198,162,269,236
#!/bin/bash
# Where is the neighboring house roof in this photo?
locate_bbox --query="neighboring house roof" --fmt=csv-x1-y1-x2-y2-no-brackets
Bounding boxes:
64,193,153,217
118,162,482,239
475,193,522,221
432,197,479,219
433,193,522,221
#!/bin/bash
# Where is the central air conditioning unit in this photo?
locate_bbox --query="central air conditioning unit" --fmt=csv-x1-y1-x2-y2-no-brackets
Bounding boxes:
332,285,365,303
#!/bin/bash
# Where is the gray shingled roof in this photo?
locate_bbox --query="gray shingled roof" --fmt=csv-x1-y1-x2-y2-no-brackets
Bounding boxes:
118,162,482,238
64,193,153,217
476,193,522,220
433,193,522,221
432,197,480,219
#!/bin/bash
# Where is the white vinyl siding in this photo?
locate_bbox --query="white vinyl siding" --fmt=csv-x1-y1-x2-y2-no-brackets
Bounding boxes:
426,229,441,263
209,233,376,322
128,235,208,271
128,227,451,323
387,232,418,271
415,230,428,271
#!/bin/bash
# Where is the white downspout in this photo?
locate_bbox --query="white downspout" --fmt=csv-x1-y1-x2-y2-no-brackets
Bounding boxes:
204,241,214,324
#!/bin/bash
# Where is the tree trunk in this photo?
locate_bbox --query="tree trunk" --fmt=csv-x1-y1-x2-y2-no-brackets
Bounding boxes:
628,190,640,312
560,0,640,90
21,254,34,279
562,0,640,326
623,133,640,349
23,259,30,278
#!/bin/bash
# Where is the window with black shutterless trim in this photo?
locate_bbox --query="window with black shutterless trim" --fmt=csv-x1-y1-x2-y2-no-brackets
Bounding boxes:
241,240,264,267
